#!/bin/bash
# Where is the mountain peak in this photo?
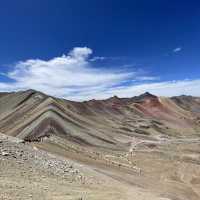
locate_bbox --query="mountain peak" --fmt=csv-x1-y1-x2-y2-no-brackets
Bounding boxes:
131,92,157,102
139,92,157,98
106,95,121,102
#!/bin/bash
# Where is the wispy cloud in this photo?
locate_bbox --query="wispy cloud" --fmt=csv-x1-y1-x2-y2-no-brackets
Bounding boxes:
0,47,199,101
173,47,182,53
63,79,200,101
90,56,106,62
135,76,160,81
101,79,200,98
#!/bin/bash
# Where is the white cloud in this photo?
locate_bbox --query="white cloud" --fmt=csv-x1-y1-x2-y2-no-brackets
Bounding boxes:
0,47,199,101
69,47,92,59
173,47,182,53
0,47,135,98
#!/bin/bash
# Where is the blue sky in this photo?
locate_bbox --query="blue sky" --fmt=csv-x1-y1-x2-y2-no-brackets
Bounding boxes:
0,0,200,100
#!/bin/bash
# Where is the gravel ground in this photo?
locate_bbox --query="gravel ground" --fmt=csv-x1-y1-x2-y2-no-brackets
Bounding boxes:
0,133,127,200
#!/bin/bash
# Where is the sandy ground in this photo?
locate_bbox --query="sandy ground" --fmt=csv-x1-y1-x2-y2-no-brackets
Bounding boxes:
34,136,200,200
0,134,164,200
0,158,166,200
1,135,200,200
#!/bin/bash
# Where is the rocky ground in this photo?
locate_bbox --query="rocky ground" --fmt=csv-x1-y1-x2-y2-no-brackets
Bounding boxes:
0,133,142,200
0,134,115,200
1,133,200,200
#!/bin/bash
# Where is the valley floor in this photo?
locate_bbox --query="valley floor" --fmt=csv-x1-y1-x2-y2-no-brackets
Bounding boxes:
1,133,200,200
0,134,161,200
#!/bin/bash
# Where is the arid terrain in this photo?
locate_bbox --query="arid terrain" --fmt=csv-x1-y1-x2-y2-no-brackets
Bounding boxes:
0,90,200,200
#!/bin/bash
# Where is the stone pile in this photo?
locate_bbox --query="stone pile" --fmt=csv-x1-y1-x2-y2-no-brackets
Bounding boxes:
0,133,85,183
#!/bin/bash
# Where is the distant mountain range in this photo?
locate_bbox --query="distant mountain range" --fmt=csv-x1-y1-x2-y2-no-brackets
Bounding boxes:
0,89,200,149
1,89,200,199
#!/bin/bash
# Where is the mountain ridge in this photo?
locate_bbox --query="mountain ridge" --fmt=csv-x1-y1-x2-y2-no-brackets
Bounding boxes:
0,89,200,144
1,89,200,199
